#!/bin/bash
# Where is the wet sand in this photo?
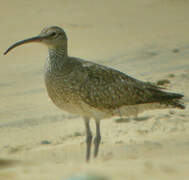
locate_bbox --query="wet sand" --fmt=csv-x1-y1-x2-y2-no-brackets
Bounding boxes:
1,0,189,179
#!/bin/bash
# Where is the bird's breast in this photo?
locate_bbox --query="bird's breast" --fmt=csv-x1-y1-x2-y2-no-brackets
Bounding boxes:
44,61,85,115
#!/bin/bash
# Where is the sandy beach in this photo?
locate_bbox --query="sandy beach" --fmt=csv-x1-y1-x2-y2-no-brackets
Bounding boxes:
1,0,189,179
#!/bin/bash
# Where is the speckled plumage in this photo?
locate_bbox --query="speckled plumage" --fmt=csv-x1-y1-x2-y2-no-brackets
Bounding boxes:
44,49,184,119
4,26,185,162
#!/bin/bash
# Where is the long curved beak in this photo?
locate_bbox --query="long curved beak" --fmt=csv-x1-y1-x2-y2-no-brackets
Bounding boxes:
4,35,42,55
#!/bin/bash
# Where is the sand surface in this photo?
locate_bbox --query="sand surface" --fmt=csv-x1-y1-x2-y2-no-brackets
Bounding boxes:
1,0,189,179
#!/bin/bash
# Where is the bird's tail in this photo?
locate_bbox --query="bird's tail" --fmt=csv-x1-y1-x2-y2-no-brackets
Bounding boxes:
150,88,185,109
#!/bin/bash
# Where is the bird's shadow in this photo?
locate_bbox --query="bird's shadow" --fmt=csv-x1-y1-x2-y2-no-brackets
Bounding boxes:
0,159,21,169
115,116,150,123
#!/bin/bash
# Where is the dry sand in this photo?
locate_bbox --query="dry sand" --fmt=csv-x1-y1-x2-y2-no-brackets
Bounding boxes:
1,0,189,179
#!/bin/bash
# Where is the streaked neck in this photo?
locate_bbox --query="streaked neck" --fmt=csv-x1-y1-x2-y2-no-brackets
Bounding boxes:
48,45,68,59
47,45,68,71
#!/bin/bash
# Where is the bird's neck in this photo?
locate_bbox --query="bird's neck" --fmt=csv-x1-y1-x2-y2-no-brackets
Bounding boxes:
47,45,68,71
48,45,68,60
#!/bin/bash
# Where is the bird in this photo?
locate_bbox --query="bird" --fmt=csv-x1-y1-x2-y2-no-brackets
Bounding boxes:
4,26,185,162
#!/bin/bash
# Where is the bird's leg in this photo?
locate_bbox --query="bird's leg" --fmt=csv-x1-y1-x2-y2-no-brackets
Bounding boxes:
94,119,101,158
84,117,92,162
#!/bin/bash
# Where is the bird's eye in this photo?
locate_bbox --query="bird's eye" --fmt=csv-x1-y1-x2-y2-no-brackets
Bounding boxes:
51,32,57,37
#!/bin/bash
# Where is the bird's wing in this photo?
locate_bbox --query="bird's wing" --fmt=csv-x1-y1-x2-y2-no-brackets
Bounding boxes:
79,62,160,110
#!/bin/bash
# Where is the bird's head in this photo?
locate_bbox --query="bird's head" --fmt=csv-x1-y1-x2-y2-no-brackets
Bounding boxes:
4,26,67,55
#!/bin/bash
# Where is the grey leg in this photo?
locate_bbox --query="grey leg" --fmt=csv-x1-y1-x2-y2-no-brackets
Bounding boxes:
84,117,92,162
94,119,101,158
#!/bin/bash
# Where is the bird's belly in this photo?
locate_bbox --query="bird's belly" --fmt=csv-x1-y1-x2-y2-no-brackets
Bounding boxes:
45,81,168,120
46,86,81,114
52,96,111,119
45,83,111,119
